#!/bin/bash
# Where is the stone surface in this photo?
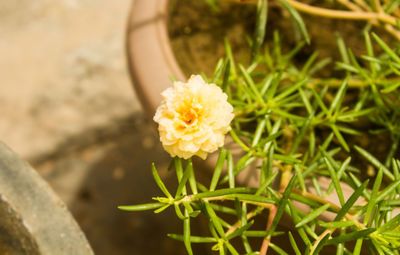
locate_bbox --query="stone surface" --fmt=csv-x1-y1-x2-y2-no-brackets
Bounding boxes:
0,1,210,254
0,142,93,255
0,198,40,255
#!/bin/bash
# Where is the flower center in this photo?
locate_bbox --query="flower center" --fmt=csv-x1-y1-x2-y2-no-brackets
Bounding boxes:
182,108,198,125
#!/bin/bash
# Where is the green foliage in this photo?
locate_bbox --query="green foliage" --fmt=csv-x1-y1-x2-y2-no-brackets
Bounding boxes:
120,0,400,254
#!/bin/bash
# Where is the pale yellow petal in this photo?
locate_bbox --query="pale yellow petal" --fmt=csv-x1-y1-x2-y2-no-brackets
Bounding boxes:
154,75,234,160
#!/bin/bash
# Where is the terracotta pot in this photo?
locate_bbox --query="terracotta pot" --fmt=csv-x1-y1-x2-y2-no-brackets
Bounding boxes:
0,142,93,255
125,1,378,254
126,0,185,118
126,0,356,204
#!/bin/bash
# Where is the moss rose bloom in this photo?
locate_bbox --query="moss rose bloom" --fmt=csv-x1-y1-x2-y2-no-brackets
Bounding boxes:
154,75,234,159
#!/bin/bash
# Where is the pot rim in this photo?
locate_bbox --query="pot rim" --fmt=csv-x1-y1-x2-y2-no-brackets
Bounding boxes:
126,0,399,229
126,0,185,118
0,142,93,255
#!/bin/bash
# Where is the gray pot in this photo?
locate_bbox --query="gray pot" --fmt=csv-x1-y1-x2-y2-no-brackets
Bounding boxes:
0,142,93,255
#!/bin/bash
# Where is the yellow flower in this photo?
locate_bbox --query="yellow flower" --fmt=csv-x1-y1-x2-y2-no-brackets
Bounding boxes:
154,75,234,159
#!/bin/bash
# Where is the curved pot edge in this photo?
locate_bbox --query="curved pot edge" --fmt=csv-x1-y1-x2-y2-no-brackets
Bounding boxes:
0,194,40,254
126,0,186,118
126,0,400,233
0,141,93,255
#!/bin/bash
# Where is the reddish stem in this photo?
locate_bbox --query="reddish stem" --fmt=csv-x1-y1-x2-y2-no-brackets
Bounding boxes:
259,205,277,255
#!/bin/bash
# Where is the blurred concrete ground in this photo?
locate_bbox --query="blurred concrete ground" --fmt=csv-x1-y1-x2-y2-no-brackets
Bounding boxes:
0,0,139,159
0,0,205,254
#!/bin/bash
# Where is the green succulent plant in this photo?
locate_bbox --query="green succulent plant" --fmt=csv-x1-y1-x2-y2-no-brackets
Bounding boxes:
120,1,400,254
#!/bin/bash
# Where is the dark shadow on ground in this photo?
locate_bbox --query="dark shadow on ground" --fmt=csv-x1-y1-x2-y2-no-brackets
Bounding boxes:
32,112,344,255
33,113,210,255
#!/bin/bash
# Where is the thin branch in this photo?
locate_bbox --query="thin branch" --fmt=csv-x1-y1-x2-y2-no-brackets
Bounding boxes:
292,189,365,230
309,229,332,254
373,0,384,14
225,207,265,236
259,205,277,255
383,0,400,19
337,0,365,12
354,0,373,11
193,195,276,209
285,0,397,26
384,23,400,42
260,167,290,255
228,0,400,41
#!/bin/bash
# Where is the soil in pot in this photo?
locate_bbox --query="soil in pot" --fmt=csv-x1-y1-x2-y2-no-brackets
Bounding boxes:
167,0,400,186
165,1,399,254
